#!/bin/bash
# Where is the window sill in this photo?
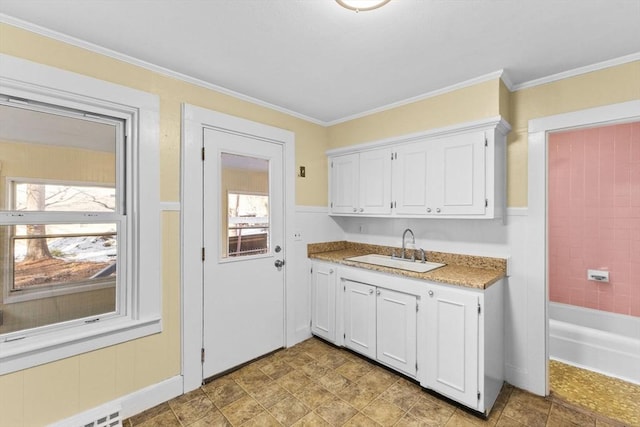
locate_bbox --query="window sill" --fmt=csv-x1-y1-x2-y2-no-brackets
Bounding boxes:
0,316,161,375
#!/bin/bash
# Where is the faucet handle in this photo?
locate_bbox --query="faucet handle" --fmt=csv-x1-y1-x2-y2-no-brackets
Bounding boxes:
391,249,397,258
419,248,426,263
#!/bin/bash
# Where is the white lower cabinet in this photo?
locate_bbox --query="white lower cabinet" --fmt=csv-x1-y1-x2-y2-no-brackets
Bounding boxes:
422,280,504,415
343,279,418,377
310,262,337,343
309,261,503,415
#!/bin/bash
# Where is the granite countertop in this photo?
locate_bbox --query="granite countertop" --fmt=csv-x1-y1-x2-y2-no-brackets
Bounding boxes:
308,241,506,290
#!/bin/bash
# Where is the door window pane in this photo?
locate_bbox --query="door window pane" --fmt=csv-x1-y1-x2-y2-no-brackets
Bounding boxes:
220,153,269,258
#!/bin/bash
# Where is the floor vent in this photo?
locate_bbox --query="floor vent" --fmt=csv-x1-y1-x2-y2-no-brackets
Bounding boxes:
50,404,122,427
82,410,122,427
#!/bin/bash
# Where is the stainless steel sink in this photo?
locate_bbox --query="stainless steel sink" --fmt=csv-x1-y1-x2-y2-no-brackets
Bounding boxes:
344,254,445,273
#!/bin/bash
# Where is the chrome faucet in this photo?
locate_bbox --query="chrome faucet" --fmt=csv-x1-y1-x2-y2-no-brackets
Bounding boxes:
401,228,415,260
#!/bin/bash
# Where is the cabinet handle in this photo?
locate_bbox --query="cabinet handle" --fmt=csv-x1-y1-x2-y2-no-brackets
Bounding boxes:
359,208,364,213
428,290,434,297
436,208,441,213
368,289,374,295
426,208,432,213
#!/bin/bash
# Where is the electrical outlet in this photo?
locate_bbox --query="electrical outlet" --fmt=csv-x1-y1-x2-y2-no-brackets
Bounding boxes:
294,231,302,241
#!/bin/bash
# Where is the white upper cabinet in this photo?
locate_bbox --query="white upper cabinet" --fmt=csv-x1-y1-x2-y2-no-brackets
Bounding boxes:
328,117,509,219
329,148,392,215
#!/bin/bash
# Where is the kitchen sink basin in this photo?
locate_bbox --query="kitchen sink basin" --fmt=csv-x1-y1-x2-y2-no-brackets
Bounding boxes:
344,254,446,273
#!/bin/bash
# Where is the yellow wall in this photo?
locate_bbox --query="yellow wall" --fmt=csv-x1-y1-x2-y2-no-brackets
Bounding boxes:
0,22,328,426
506,61,640,206
327,78,501,149
1,19,639,426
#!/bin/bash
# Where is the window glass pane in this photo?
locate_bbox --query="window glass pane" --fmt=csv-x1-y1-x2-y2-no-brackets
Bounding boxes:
220,153,269,258
0,223,118,335
228,193,269,256
0,103,118,212
13,183,116,212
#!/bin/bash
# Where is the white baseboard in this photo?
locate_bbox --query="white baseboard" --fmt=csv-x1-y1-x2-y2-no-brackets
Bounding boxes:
121,375,183,418
50,375,183,426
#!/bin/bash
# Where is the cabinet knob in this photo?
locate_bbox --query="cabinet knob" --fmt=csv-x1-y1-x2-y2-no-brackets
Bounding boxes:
376,290,381,296
426,208,432,213
369,289,374,295
359,208,364,213
353,208,357,212
329,269,334,274
436,208,441,213
428,290,434,297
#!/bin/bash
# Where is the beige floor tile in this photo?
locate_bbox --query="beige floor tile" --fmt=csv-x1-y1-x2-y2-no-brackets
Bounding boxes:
340,381,381,409
318,370,353,394
293,411,332,426
220,395,264,426
343,412,383,426
250,381,292,409
336,359,374,382
205,380,248,409
361,398,405,426
188,409,232,427
295,382,335,409
408,396,456,426
268,395,311,426
171,394,216,425
315,396,359,425
125,338,636,427
277,369,313,394
241,411,281,427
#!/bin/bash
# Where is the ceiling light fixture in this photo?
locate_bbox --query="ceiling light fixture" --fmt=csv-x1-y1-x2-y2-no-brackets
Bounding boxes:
336,0,391,13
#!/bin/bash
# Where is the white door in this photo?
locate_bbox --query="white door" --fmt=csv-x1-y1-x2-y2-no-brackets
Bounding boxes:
310,262,337,343
425,285,479,409
376,288,417,377
343,280,377,359
202,128,285,378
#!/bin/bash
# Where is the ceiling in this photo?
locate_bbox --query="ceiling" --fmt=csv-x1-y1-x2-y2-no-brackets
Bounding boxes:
0,0,639,125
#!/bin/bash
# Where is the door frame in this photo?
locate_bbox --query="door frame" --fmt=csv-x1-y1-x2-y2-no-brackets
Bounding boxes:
181,104,296,392
527,99,640,396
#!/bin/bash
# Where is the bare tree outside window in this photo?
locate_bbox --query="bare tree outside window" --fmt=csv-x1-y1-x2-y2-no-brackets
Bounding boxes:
24,184,52,261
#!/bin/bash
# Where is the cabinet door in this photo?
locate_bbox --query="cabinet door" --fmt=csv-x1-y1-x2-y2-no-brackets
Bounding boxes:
425,285,479,409
376,288,417,377
311,263,336,343
343,280,377,359
393,141,432,215
434,131,486,215
330,153,359,214
359,148,392,214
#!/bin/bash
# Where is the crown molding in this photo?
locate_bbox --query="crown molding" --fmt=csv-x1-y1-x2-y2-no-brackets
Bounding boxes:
0,14,325,126
512,52,640,91
326,70,508,126
2,14,637,127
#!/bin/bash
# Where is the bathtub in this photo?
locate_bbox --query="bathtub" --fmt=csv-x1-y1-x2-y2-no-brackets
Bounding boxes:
549,302,640,385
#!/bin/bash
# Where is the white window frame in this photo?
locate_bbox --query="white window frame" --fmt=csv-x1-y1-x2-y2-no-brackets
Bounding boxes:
3,177,120,304
0,54,161,375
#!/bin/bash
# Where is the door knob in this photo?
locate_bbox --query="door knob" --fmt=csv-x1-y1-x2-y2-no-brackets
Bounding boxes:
274,259,285,270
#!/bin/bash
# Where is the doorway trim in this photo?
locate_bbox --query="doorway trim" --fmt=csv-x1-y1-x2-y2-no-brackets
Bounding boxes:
181,104,296,392
527,99,640,395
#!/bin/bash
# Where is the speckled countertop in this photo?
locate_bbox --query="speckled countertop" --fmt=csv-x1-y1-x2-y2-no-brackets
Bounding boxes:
308,241,506,290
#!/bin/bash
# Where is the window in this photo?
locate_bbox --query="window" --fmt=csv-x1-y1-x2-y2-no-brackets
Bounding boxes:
227,192,269,256
0,54,160,374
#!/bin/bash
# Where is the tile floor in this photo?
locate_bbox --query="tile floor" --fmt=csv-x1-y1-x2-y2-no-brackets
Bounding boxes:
549,359,640,426
124,338,626,426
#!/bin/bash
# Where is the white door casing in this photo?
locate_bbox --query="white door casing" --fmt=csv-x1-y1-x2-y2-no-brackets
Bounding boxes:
528,100,640,396
181,104,295,392
202,129,285,378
